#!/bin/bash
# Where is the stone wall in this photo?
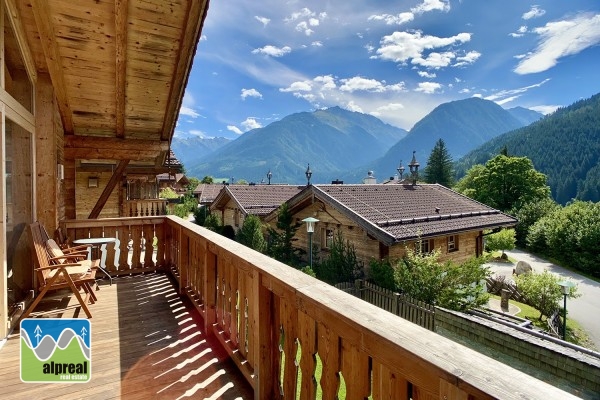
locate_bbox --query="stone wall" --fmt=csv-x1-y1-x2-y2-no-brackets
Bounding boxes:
435,307,600,398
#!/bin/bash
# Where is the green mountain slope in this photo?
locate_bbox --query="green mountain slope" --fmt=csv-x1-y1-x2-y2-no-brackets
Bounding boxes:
187,107,407,184
507,106,543,126
342,97,532,182
456,93,600,204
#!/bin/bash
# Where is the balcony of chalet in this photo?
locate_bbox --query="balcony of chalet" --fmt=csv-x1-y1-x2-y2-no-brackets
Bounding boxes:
0,216,580,400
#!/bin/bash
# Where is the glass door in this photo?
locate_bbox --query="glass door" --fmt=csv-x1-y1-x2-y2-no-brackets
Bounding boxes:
5,117,33,313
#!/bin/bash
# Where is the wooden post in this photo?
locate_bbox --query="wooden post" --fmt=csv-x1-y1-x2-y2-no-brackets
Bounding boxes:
203,241,217,335
254,275,276,399
88,160,129,219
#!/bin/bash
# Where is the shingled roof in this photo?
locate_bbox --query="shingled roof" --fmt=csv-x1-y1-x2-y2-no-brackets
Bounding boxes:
194,183,226,205
282,184,517,245
211,184,304,216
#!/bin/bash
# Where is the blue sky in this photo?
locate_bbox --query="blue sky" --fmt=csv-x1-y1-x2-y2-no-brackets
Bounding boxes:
175,0,600,140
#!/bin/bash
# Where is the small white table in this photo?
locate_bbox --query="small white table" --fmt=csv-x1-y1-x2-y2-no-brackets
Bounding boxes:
72,237,117,285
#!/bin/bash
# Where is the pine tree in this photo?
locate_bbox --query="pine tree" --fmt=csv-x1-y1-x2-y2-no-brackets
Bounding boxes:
424,138,454,187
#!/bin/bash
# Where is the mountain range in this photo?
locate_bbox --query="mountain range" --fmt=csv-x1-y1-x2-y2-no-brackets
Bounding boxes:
456,93,600,204
340,98,542,183
171,136,230,169
187,106,407,184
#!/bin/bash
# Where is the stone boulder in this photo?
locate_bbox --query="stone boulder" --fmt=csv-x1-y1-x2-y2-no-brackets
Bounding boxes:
515,260,532,275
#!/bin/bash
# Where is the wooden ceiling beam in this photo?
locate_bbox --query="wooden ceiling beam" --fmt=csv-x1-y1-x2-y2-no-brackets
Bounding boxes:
115,0,128,138
4,0,38,84
160,0,208,141
30,0,75,134
64,136,169,160
88,160,130,219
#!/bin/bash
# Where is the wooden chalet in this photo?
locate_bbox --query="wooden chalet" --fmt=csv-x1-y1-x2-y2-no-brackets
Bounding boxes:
0,0,580,398
265,184,518,268
194,182,225,206
210,184,302,230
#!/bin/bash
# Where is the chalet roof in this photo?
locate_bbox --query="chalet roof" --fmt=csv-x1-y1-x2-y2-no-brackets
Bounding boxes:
211,185,304,217
194,184,225,204
156,173,188,184
279,184,517,245
16,1,208,171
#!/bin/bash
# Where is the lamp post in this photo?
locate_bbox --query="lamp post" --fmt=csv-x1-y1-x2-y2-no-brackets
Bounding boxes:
267,170,272,185
302,217,319,269
558,280,575,340
305,164,312,185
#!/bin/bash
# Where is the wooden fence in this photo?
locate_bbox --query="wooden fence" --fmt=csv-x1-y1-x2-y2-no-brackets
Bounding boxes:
336,280,436,331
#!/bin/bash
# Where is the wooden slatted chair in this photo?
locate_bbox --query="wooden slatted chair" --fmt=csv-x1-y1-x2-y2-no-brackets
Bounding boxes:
21,222,99,320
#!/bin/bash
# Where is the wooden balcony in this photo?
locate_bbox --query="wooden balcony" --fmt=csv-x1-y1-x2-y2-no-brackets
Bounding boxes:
1,216,579,399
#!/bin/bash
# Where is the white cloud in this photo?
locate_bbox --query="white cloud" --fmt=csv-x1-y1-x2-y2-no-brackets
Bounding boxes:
530,105,560,114
312,41,323,47
241,88,263,100
314,75,337,90
459,88,470,94
495,95,520,105
415,82,442,94
252,45,292,57
412,51,456,68
453,50,481,67
296,21,314,36
375,31,471,63
522,6,546,20
345,101,363,113
368,12,414,25
241,117,262,131
418,71,437,78
515,13,600,74
227,125,243,135
179,106,200,118
280,80,313,92
340,77,386,92
375,103,405,112
255,16,270,26
484,79,550,102
309,18,320,26
510,25,529,37
286,8,314,22
411,0,450,14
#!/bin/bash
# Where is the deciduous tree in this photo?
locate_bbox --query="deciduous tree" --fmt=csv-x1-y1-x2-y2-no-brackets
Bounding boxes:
455,155,551,212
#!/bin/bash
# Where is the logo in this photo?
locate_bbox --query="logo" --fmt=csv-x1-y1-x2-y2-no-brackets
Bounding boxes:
20,318,91,383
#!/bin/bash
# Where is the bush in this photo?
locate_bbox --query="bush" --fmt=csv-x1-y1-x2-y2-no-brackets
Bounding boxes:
194,205,211,226
485,229,515,257
394,247,490,311
369,258,396,290
159,187,178,199
515,270,579,320
526,201,600,276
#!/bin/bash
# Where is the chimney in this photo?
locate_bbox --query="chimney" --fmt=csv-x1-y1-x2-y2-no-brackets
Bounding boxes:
363,171,376,184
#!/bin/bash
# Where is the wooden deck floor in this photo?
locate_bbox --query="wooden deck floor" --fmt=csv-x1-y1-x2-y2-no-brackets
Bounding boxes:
0,273,253,400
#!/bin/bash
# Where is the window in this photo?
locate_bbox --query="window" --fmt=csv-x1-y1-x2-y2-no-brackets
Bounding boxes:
416,239,433,254
448,235,459,252
321,228,334,249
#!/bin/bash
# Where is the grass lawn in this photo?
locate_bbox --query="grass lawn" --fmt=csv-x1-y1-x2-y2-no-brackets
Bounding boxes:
488,294,595,350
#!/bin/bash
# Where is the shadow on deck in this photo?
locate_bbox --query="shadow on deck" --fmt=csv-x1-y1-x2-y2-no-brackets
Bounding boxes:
0,273,253,399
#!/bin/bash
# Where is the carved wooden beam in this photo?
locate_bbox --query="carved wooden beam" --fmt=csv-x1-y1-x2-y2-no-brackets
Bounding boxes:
115,0,128,138
160,0,208,141
64,136,169,160
88,160,129,219
30,0,74,134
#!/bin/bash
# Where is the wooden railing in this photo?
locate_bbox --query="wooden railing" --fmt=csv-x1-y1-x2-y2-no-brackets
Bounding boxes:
122,199,168,217
62,216,578,399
